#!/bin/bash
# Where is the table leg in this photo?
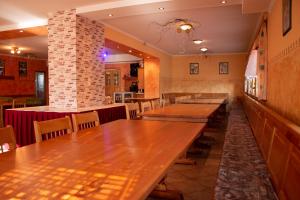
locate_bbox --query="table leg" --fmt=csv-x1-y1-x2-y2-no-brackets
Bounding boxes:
175,151,196,165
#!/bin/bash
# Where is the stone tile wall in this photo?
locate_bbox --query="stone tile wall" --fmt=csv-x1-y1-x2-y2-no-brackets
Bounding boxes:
48,9,105,109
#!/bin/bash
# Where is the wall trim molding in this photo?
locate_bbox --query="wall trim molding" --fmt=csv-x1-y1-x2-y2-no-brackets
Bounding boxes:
269,37,300,64
172,52,248,57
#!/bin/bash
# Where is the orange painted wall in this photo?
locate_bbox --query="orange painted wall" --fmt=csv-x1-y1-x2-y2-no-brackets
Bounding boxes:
267,0,300,125
170,54,247,101
0,54,48,97
144,58,160,98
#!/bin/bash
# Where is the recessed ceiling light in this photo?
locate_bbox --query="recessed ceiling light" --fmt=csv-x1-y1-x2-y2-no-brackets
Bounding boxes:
193,40,203,44
200,47,208,52
108,14,113,17
129,50,132,53
221,0,227,4
19,30,24,33
158,7,165,10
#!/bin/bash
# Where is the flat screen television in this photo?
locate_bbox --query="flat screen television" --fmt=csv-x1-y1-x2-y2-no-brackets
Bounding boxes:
130,63,139,77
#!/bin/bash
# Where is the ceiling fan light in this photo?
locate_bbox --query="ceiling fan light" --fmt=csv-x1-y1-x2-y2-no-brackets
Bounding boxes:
17,50,21,54
10,49,15,54
179,23,192,31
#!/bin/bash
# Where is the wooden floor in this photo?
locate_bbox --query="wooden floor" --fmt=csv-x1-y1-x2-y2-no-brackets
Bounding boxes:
148,127,226,200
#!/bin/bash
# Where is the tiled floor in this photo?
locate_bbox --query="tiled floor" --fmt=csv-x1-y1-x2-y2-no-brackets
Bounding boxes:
148,126,226,200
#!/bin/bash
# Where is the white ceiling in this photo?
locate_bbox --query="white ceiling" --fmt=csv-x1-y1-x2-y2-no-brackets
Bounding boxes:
0,0,272,57
100,5,260,54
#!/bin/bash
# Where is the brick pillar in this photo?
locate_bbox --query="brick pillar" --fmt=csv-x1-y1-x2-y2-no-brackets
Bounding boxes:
48,9,105,109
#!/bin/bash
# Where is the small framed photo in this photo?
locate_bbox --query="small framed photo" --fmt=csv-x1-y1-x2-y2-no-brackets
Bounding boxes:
19,61,28,77
219,62,229,74
190,63,199,75
282,0,292,36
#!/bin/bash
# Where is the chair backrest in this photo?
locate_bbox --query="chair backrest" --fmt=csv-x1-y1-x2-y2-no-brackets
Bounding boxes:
72,111,100,132
12,98,27,108
161,98,170,107
125,103,140,120
175,95,192,103
151,99,160,110
0,125,16,153
34,116,73,142
141,101,152,113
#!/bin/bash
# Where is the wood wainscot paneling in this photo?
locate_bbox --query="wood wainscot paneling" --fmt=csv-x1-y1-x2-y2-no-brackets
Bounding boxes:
243,94,300,200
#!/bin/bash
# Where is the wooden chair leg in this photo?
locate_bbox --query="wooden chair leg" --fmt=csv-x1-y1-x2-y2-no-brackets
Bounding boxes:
149,189,184,200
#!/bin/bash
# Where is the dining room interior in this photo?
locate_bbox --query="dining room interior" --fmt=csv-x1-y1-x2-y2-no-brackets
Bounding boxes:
0,0,299,200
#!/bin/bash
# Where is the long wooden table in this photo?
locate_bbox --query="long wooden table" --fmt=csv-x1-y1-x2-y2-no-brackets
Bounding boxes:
140,104,221,123
0,119,204,200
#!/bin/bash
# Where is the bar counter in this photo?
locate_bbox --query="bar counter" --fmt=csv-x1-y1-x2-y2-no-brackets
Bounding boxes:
5,104,127,147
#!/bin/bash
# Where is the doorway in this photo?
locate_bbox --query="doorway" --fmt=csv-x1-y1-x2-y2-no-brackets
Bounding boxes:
35,72,45,103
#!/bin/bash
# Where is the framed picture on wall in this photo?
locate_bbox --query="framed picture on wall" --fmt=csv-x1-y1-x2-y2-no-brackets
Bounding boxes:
19,61,28,77
219,62,229,74
0,60,4,76
190,63,199,75
282,0,292,36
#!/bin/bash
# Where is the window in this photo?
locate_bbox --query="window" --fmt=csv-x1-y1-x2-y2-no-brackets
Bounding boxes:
245,19,268,100
0,60,4,76
245,50,258,96
19,61,27,77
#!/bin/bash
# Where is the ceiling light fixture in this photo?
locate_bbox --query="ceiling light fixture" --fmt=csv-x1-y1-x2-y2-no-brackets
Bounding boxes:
179,23,192,31
129,50,132,53
200,47,208,52
158,7,165,10
193,40,203,44
221,0,227,4
19,30,24,33
10,47,21,54
108,14,113,17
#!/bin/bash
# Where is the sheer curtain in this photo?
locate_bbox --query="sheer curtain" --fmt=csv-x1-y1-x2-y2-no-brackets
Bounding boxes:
245,18,268,100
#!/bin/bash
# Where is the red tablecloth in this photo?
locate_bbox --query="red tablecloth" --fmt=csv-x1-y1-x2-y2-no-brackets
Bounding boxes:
5,105,126,147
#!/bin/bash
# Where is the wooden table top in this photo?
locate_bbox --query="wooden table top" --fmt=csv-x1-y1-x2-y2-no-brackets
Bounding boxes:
0,119,204,200
176,98,226,104
140,104,220,122
125,97,159,102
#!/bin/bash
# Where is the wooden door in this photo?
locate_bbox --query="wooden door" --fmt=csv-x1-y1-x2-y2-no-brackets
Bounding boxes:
105,69,121,97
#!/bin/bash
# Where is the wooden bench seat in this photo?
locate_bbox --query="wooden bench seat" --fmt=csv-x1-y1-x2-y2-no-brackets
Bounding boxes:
214,102,277,200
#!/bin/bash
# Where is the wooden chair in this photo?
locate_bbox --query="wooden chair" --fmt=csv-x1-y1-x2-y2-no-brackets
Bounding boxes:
12,98,27,108
175,95,192,104
34,116,73,142
0,125,16,153
125,103,141,120
151,99,161,110
72,111,100,132
141,101,152,113
160,98,170,107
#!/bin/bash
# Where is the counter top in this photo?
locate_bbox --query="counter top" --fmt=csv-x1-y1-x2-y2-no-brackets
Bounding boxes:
7,103,125,113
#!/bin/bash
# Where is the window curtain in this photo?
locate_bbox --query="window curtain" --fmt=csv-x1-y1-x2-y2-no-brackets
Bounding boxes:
245,16,268,100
